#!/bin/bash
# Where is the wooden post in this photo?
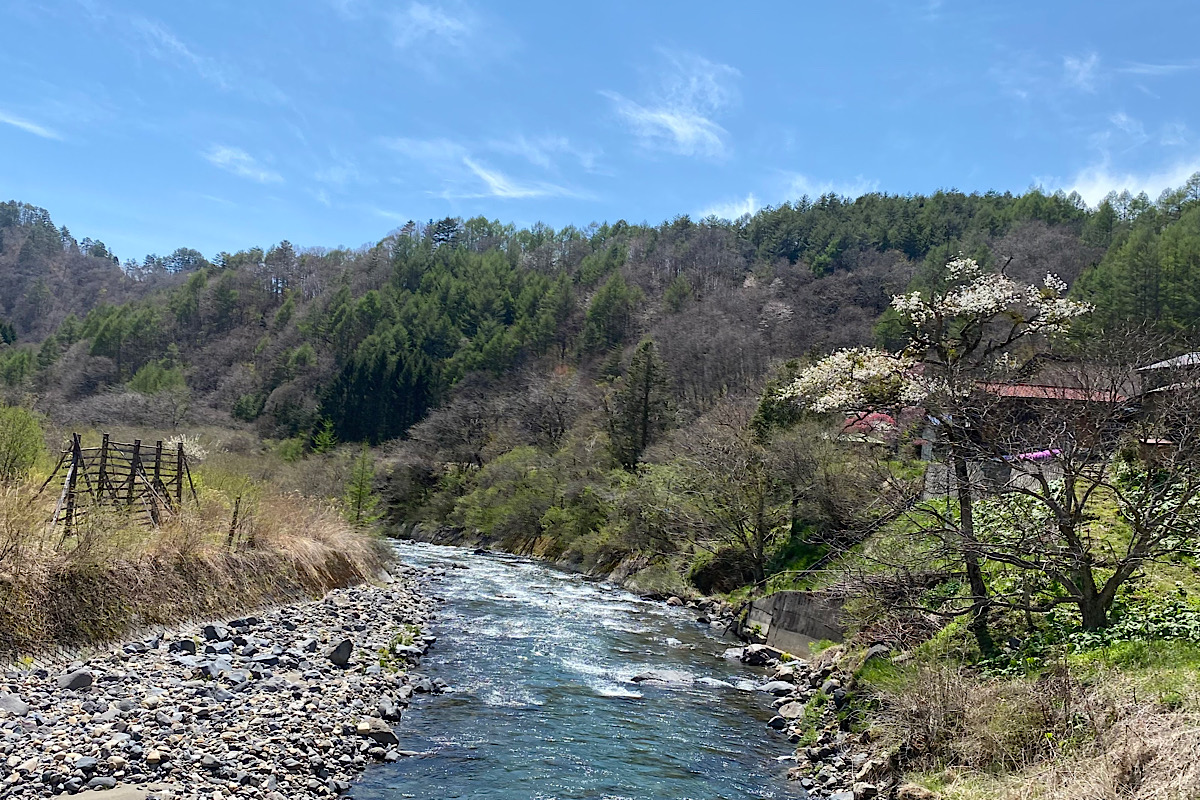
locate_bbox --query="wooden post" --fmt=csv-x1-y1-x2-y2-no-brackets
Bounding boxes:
127,439,141,506
63,434,82,533
227,496,241,550
175,442,184,505
97,434,109,502
153,440,163,489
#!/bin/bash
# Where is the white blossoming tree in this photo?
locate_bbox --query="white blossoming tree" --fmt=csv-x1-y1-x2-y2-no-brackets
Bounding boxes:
783,256,1092,651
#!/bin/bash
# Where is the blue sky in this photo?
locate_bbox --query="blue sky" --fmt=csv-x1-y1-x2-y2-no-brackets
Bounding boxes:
1,0,1198,261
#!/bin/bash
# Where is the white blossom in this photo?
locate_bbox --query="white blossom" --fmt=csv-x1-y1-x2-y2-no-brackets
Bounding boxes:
787,255,1092,415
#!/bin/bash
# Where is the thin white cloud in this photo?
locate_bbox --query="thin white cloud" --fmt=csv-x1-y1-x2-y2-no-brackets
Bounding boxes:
487,134,599,172
128,16,288,104
699,193,760,221
203,145,283,183
460,158,578,199
604,50,740,159
392,2,475,51
787,173,879,200
1061,157,1200,206
380,136,467,162
131,17,230,88
1117,61,1200,76
1107,111,1149,149
315,160,361,187
1063,52,1100,92
0,109,63,140
1162,122,1189,147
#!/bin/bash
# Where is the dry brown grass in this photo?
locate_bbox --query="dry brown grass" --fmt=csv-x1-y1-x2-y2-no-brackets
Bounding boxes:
882,664,1200,800
0,480,391,658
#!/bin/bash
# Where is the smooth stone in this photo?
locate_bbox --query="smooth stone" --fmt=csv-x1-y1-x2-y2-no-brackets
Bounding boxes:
58,670,94,690
0,692,29,716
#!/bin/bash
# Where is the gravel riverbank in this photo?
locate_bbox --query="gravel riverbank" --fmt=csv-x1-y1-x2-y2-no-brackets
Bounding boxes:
0,562,443,800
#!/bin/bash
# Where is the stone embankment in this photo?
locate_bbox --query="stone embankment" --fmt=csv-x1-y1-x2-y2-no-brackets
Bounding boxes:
725,643,906,800
0,563,444,800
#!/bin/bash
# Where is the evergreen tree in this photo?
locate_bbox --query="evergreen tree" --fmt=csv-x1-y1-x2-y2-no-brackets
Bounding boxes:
343,445,381,527
608,339,674,469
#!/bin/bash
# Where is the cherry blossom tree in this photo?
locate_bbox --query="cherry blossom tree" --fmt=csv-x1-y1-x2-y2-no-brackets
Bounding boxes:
782,256,1092,652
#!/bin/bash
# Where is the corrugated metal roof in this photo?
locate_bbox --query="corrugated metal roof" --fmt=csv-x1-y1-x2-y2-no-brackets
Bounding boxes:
1138,352,1200,371
979,383,1128,402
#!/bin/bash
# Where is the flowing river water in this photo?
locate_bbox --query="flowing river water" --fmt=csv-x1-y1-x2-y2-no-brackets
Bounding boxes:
353,542,805,800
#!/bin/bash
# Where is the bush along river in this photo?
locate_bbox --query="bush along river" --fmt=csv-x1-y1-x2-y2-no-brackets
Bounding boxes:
354,541,810,800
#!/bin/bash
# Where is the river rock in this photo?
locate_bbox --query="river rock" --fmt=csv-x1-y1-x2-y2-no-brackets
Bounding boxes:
757,681,796,696
0,691,29,716
778,701,806,719
896,785,938,800
202,623,230,641
741,644,773,666
356,717,400,747
326,638,354,666
57,669,93,690
630,669,695,685
666,596,684,606
853,782,880,799
722,647,745,660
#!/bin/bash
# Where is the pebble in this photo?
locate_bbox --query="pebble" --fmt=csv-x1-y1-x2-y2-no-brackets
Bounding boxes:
0,563,439,800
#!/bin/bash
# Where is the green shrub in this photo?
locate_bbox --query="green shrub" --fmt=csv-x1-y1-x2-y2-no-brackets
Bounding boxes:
0,405,43,482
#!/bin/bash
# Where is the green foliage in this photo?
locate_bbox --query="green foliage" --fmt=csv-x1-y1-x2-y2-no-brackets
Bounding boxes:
579,272,639,354
128,361,187,395
450,447,558,549
607,340,674,469
343,446,381,527
0,405,44,482
663,275,692,312
311,419,337,455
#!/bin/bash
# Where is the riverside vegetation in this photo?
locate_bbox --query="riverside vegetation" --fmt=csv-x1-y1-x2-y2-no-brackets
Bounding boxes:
2,178,1200,797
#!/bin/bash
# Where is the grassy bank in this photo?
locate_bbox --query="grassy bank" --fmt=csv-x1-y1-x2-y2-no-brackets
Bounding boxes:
0,422,390,659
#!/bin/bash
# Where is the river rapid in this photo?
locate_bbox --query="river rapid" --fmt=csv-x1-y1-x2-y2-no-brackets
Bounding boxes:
354,541,804,800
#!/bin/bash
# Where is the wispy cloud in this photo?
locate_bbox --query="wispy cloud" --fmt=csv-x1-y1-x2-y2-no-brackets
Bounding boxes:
0,109,63,140
382,135,588,199
392,2,473,49
460,158,580,199
1063,52,1100,91
1117,60,1200,76
128,16,288,104
203,145,283,183
380,136,467,161
131,16,229,87
315,159,361,187
487,134,599,172
699,193,760,221
1063,157,1200,206
1161,122,1189,147
604,50,740,159
787,173,879,200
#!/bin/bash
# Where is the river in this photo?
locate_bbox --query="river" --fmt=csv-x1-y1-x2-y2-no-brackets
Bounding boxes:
353,541,805,800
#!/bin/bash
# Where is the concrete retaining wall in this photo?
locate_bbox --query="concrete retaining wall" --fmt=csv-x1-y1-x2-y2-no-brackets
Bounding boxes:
748,591,844,656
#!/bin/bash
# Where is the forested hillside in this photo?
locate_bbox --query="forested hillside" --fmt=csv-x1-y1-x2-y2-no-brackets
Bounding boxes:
2,180,1199,584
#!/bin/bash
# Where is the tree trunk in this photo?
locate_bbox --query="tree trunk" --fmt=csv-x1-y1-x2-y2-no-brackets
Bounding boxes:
953,450,995,655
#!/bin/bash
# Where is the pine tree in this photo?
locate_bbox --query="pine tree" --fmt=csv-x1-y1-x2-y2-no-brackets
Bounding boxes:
312,418,338,454
608,339,674,469
343,445,381,527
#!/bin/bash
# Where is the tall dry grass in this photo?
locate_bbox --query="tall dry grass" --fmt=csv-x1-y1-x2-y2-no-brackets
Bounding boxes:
0,481,391,659
879,664,1200,800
